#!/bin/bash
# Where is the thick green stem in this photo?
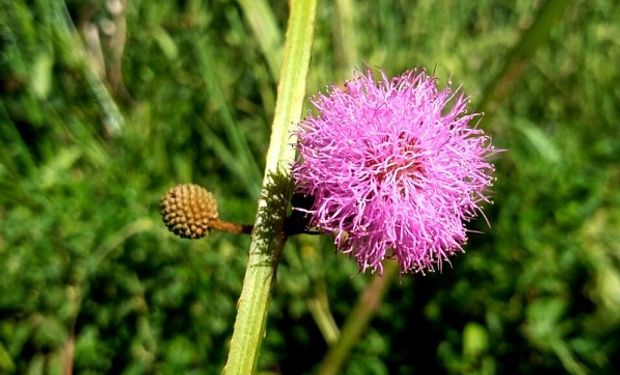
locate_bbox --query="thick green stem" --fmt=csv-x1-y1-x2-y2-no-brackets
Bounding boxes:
222,1,317,374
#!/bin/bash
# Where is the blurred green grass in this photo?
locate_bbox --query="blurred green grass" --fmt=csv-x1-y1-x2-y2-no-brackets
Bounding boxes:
1,0,619,374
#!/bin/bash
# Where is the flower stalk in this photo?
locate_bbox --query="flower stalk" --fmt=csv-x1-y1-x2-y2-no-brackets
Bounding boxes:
318,260,400,375
222,1,317,374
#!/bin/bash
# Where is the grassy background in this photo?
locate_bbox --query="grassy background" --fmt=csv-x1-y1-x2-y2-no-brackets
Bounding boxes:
1,0,619,374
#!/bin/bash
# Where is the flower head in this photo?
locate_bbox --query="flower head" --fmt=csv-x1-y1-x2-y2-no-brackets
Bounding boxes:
292,69,495,274
161,184,219,239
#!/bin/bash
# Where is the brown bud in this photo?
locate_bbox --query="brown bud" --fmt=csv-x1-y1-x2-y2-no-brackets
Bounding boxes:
160,184,219,239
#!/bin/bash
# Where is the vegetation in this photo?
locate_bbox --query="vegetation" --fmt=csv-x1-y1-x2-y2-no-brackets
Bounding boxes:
1,0,619,373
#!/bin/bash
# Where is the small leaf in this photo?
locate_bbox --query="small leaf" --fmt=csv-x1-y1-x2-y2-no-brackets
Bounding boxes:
153,27,178,60
31,53,54,99
463,322,489,358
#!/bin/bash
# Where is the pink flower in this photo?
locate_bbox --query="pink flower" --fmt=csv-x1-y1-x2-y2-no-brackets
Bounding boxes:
292,69,495,274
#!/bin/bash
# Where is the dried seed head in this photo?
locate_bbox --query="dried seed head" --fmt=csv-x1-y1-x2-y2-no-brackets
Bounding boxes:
160,184,219,239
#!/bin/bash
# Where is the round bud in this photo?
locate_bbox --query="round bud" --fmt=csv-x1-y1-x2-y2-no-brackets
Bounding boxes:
160,184,219,239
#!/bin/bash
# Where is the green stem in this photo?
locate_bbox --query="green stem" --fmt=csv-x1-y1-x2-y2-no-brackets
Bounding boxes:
236,0,282,80
55,0,125,134
477,0,572,128
222,1,317,374
318,261,400,375
333,0,358,76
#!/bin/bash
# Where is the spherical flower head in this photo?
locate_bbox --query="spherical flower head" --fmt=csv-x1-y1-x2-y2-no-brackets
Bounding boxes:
161,184,219,239
292,69,495,274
